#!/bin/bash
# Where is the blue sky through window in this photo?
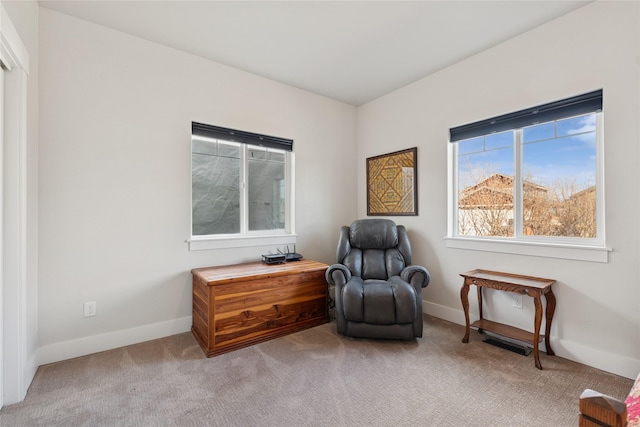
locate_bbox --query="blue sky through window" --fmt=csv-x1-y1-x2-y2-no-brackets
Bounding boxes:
458,113,596,192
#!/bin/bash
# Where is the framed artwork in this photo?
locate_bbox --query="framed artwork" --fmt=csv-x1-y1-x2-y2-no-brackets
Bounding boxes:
366,147,418,216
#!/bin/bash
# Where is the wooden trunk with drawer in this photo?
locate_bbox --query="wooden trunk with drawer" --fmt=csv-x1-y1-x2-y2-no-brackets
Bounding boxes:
191,259,329,357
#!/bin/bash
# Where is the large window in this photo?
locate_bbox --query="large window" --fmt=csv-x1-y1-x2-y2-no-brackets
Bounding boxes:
448,90,604,255
191,123,293,240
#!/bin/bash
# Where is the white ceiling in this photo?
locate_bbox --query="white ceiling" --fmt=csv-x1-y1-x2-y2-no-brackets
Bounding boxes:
38,0,591,106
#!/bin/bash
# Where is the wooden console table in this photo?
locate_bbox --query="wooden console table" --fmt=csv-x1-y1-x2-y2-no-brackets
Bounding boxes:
192,259,329,357
460,269,556,370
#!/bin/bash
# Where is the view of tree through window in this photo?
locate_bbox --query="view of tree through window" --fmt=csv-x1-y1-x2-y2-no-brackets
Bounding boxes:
456,113,598,239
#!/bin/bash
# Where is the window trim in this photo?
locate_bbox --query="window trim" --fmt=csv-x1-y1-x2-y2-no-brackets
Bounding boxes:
188,233,298,251
444,236,611,263
190,123,296,249
447,94,607,262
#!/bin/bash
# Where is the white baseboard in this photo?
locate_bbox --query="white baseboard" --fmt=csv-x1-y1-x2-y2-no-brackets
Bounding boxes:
553,338,640,380
423,301,639,380
37,316,192,366
24,352,39,397
423,300,467,326
34,306,640,381
3,351,39,406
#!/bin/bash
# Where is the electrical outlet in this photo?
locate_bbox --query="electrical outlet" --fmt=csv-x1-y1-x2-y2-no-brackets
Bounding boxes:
512,295,523,309
84,301,97,317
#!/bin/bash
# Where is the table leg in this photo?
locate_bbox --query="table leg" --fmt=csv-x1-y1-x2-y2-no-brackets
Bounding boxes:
476,286,484,333
461,282,470,343
544,289,556,356
533,295,543,370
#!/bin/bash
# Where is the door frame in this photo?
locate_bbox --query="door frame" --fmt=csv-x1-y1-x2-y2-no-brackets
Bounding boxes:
1,4,31,407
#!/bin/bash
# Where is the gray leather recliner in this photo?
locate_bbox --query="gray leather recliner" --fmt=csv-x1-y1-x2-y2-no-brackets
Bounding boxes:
325,219,431,340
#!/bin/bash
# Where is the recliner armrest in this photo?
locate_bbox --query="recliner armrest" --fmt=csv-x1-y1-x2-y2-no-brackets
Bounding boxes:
400,265,431,289
325,264,352,287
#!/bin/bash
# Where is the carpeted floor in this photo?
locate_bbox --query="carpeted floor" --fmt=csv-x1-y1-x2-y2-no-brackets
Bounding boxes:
0,315,633,426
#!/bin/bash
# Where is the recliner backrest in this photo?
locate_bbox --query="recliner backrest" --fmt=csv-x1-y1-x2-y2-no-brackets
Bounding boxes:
336,219,412,280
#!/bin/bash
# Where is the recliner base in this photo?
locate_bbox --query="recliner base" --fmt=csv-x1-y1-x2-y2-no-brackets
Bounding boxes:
341,322,420,340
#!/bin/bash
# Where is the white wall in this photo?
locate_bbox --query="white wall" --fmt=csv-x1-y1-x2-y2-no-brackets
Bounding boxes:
18,0,640,384
38,8,357,363
358,1,640,379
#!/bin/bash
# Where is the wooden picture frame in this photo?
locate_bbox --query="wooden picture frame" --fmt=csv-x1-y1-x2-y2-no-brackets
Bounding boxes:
366,147,418,216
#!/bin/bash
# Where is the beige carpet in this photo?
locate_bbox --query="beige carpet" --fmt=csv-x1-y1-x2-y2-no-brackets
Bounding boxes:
0,315,633,426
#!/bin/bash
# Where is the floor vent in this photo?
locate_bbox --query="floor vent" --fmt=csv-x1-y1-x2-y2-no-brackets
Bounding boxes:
484,338,532,356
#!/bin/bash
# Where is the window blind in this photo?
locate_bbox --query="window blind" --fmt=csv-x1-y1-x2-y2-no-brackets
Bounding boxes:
449,89,602,143
192,122,293,152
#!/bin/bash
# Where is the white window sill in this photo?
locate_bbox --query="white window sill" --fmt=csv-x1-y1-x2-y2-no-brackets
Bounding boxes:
188,234,297,251
444,236,611,263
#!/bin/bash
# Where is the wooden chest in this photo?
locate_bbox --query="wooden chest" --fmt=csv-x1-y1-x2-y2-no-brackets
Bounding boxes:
191,259,329,357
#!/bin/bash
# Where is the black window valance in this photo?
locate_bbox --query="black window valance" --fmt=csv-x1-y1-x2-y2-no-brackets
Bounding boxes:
192,122,293,152
449,89,602,143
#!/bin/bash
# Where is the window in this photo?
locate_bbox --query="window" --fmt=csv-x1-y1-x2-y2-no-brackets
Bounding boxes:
448,90,606,259
191,123,294,245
